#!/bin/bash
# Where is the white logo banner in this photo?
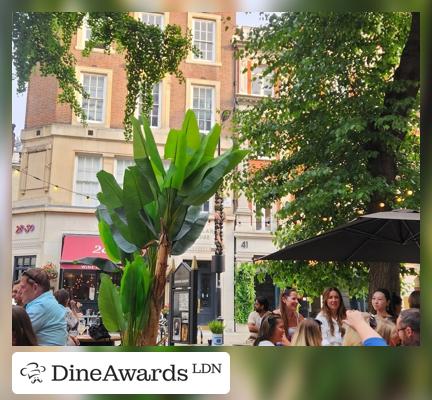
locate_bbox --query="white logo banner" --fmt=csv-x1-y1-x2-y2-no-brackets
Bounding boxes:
13,352,230,394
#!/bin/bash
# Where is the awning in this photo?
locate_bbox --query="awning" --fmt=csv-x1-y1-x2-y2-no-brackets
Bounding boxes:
61,234,107,270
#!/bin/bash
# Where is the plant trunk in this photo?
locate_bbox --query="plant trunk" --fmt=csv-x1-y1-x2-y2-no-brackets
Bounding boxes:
138,231,170,346
364,12,419,301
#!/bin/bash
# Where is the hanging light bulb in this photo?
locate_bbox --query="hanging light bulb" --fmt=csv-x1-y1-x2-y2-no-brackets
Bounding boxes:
407,190,413,196
379,202,385,208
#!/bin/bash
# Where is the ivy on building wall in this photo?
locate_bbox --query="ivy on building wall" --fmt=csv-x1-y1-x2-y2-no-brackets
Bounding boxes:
12,12,195,140
234,262,257,324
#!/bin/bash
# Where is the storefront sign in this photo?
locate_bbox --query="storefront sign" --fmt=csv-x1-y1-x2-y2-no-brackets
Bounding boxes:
15,224,35,234
61,235,108,262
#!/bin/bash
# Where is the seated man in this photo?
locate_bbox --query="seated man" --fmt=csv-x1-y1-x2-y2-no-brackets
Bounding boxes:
396,308,420,346
246,296,270,345
19,268,67,346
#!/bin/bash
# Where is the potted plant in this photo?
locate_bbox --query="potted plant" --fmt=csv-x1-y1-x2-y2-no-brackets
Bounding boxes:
208,319,225,346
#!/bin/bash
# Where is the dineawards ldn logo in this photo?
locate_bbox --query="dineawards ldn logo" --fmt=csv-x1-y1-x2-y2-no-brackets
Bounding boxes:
20,362,47,383
12,352,230,394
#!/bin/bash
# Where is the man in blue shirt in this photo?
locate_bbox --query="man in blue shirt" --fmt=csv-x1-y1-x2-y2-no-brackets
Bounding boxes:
19,268,67,346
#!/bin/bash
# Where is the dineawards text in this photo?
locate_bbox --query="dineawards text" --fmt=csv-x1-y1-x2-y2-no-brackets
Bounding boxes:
52,364,188,382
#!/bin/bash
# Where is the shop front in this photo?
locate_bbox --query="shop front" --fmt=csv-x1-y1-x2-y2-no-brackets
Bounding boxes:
59,234,121,316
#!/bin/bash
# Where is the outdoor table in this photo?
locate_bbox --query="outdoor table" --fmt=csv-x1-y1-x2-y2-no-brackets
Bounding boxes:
76,333,121,346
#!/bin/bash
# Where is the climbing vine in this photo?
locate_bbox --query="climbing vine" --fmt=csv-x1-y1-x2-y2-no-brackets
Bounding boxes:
12,12,195,140
234,262,257,324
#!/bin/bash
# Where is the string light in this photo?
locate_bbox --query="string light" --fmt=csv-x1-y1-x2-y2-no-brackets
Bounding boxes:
12,166,98,201
379,202,385,208
396,197,403,203
407,190,413,196
322,217,328,221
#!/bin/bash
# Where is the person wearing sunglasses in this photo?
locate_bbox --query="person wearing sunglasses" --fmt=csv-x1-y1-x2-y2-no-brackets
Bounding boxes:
19,268,67,346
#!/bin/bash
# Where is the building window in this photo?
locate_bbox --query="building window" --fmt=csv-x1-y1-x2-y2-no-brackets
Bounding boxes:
192,85,214,132
13,255,37,281
136,82,162,128
74,155,102,207
193,18,216,62
139,12,164,28
81,73,106,123
251,66,274,97
256,207,273,231
115,158,134,187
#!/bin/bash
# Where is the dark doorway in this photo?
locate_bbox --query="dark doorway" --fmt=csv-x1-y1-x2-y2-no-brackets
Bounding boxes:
185,260,216,325
254,274,278,311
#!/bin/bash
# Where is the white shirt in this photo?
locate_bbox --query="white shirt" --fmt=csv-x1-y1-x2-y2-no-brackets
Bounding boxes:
247,311,263,339
315,312,343,346
258,340,274,346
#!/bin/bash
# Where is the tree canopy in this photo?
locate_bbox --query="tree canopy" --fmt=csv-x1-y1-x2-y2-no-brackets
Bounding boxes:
233,12,420,298
12,12,194,140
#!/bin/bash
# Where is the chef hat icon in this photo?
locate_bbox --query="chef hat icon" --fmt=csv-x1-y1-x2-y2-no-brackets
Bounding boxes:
20,362,46,383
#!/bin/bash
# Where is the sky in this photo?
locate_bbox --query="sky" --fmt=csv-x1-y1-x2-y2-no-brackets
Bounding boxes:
11,12,268,140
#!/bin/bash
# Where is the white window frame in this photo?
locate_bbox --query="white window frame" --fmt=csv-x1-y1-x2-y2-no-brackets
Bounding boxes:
255,206,274,232
114,158,134,187
251,65,274,97
191,85,215,133
138,12,164,28
135,82,162,128
72,154,102,207
81,73,107,123
192,18,216,62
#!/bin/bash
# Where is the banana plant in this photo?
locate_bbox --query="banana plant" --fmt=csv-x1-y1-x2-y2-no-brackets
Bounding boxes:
91,110,247,345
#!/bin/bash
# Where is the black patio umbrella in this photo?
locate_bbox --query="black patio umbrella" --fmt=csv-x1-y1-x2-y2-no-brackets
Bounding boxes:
257,209,420,264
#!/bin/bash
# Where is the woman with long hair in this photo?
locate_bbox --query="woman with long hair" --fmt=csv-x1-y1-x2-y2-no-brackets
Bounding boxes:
12,305,38,346
274,288,304,341
371,288,395,322
291,319,322,346
315,287,347,346
254,313,286,346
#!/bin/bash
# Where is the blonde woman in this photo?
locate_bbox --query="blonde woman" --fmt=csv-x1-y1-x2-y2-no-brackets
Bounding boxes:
291,319,322,346
342,310,388,346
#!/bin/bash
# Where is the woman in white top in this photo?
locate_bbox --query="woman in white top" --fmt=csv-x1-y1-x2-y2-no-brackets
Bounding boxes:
254,313,286,346
274,288,304,341
315,287,346,346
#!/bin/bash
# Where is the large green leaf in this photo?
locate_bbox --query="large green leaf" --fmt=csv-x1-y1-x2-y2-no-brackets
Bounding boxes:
164,129,181,160
184,124,220,179
171,209,209,255
172,129,188,189
123,167,157,246
97,170,123,210
74,257,122,273
98,273,126,333
182,109,201,154
182,157,231,205
140,115,166,179
98,219,121,262
135,157,161,199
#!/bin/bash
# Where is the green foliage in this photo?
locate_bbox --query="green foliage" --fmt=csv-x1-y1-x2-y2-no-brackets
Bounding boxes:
12,12,194,140
232,12,419,297
207,319,225,334
93,111,247,345
234,263,257,324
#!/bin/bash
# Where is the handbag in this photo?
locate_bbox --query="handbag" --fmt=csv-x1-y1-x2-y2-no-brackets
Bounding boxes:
88,322,111,340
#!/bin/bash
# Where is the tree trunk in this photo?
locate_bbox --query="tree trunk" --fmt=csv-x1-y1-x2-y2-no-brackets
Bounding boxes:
365,12,419,300
138,231,170,346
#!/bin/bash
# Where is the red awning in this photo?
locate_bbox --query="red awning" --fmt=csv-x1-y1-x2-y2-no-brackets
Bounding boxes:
61,234,108,270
